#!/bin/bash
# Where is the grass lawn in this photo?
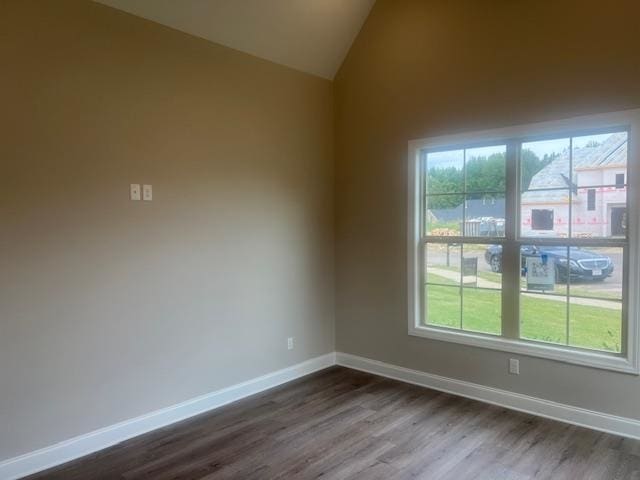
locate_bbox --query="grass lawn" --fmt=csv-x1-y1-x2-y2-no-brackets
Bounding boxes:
424,281,621,353
432,266,621,300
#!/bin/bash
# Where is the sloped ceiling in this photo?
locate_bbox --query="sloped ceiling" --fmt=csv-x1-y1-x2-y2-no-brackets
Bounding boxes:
94,0,375,79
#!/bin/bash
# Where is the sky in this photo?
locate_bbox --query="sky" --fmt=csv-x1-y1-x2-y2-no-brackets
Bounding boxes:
426,145,505,170
426,132,626,171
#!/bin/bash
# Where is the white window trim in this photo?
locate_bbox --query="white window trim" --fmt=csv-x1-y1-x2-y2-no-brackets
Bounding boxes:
407,109,640,374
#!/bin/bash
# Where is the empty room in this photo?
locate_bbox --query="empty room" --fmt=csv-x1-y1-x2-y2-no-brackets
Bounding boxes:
2,0,640,478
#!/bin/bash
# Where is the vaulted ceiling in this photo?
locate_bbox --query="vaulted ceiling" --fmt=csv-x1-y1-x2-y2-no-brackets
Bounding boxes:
95,0,375,79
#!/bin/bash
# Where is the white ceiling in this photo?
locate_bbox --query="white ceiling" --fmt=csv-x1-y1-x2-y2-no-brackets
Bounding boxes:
95,0,375,79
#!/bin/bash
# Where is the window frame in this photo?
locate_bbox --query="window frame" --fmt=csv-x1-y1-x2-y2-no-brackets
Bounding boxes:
408,109,640,374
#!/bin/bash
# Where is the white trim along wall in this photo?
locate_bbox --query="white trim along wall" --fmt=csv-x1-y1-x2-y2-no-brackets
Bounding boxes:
3,351,640,480
0,354,335,480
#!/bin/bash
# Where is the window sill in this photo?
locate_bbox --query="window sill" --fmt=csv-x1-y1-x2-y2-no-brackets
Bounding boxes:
409,324,639,374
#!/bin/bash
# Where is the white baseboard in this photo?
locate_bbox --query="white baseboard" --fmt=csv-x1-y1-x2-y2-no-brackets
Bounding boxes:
0,352,336,480
4,350,639,479
336,352,640,440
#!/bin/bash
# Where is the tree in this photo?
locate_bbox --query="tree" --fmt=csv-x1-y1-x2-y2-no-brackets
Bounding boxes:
426,166,463,209
426,152,506,204
465,153,506,193
426,149,556,204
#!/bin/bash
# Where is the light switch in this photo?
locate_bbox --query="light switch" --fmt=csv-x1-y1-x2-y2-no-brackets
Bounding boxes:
143,184,153,201
130,184,141,201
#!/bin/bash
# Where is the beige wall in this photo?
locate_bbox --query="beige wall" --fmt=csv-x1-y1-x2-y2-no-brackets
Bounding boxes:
334,0,640,419
0,0,334,461
4,0,640,465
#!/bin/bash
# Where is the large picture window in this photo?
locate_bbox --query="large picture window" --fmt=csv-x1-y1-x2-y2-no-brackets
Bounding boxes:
408,110,640,373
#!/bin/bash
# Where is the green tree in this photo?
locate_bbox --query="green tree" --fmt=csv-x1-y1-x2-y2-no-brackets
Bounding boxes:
465,153,506,193
426,165,463,209
427,149,558,204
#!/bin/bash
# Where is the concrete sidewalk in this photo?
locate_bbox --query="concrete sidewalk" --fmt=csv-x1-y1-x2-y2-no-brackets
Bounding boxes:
428,267,621,310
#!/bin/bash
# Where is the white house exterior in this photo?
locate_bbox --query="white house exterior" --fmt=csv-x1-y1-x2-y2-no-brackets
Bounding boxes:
521,133,627,238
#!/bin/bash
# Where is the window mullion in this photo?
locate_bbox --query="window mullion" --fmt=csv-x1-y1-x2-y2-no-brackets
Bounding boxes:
502,141,520,339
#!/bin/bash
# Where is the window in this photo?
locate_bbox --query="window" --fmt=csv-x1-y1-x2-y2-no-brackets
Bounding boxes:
616,173,625,188
408,110,640,373
423,144,506,335
531,209,554,230
587,189,596,211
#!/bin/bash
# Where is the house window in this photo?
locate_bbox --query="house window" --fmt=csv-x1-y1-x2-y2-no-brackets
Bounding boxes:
616,173,625,188
531,209,554,230
408,110,639,373
587,189,596,211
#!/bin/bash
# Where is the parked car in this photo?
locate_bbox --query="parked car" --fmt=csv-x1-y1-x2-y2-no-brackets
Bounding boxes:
484,245,613,282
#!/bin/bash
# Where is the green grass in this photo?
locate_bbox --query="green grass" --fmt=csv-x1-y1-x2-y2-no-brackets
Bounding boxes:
425,284,501,335
463,288,501,335
424,282,622,353
543,283,621,301
430,266,621,300
426,272,459,286
521,295,621,352
425,284,461,329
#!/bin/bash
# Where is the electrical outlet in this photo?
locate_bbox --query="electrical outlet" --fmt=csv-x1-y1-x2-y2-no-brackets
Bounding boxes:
509,358,520,375
143,184,153,201
130,184,141,201
287,337,294,350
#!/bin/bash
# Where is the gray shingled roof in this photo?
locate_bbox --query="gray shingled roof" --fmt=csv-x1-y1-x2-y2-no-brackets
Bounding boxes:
522,133,627,204
573,132,627,169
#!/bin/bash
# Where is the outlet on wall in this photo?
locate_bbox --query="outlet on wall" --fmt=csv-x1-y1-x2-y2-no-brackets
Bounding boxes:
287,337,294,350
130,184,141,201
509,358,520,375
143,184,153,201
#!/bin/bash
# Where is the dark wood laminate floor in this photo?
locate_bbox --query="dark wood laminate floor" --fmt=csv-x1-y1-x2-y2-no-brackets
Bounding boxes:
25,366,640,480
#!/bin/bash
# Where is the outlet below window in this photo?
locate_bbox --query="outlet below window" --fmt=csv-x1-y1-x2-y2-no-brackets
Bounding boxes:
509,358,520,375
